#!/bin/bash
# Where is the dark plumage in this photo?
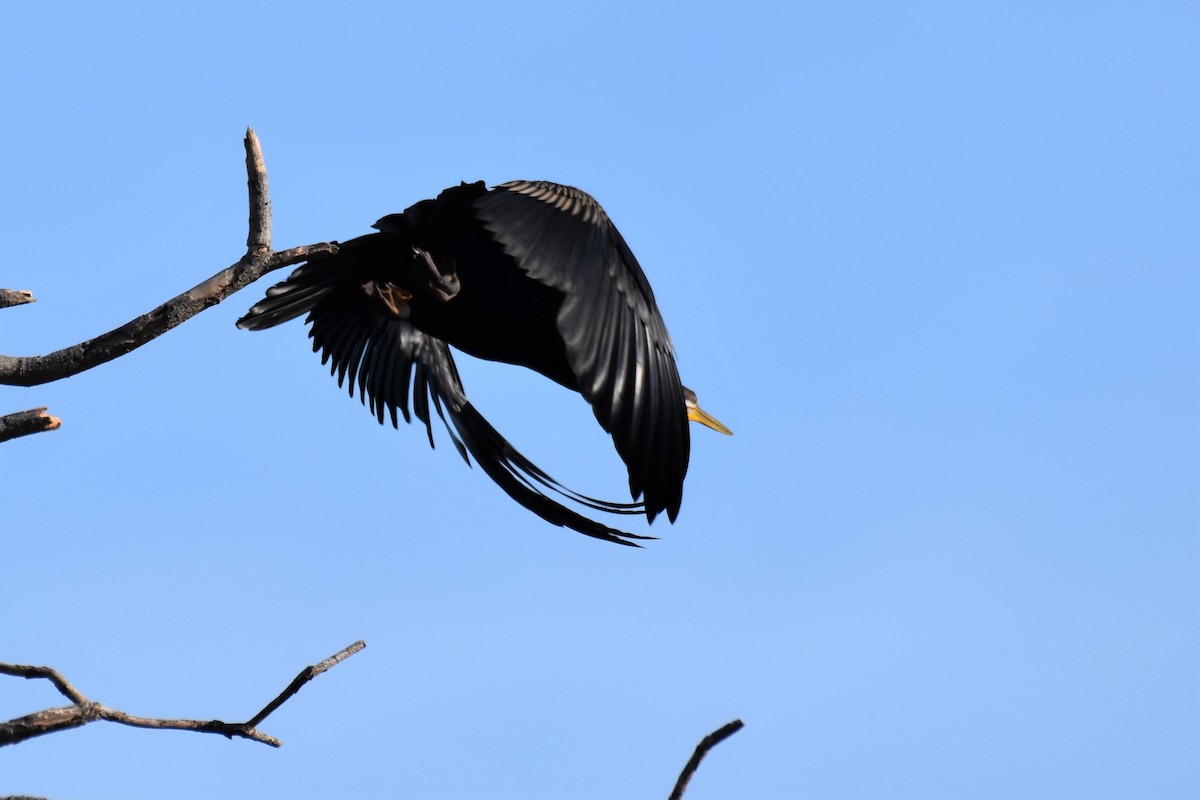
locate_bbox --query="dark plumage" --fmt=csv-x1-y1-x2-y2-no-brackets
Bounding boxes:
238,180,728,545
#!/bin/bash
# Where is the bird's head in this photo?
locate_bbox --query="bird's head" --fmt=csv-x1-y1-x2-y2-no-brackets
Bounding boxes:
683,387,732,435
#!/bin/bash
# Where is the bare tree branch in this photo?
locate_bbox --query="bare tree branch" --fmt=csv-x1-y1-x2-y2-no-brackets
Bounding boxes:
244,127,272,253
0,243,332,387
0,289,35,309
0,408,61,443
668,719,744,800
0,641,366,749
0,128,336,390
245,640,366,729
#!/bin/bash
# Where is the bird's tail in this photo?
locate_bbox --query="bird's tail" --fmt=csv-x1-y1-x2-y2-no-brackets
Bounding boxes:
442,400,654,546
236,235,382,331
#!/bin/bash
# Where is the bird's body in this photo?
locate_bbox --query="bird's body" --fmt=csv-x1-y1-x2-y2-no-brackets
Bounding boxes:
377,183,577,386
239,180,728,545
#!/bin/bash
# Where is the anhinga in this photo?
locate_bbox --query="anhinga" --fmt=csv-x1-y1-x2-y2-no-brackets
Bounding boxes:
238,180,729,545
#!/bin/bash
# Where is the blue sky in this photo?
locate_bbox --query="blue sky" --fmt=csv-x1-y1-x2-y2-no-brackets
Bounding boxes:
2,2,1196,798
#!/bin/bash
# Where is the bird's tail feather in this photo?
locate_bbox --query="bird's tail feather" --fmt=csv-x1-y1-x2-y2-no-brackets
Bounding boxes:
443,401,654,546
236,236,383,331
236,261,345,330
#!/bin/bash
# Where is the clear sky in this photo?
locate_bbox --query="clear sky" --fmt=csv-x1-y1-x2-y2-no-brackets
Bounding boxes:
2,2,1196,798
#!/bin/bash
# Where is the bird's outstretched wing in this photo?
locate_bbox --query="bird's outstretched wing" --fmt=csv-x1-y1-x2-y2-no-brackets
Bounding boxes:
242,247,649,546
473,181,690,523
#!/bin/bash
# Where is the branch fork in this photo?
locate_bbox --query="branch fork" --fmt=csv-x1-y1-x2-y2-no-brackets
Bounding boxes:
0,128,337,435
0,641,366,749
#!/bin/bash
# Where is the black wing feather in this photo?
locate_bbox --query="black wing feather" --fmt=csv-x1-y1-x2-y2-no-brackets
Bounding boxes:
473,181,690,522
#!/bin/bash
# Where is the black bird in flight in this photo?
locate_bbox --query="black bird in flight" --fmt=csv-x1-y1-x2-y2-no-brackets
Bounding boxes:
238,180,729,545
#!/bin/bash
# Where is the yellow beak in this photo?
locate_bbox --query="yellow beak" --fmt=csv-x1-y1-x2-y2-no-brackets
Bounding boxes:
684,388,733,436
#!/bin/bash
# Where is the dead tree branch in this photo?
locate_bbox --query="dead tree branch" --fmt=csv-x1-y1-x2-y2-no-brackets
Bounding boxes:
245,128,272,253
0,408,61,443
0,290,35,310
0,641,366,749
668,718,744,800
243,639,365,729
0,128,336,410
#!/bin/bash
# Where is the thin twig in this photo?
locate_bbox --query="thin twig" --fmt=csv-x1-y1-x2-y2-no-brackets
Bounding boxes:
0,128,336,389
668,719,744,800
0,663,89,704
0,408,61,443
246,640,366,729
0,641,366,749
